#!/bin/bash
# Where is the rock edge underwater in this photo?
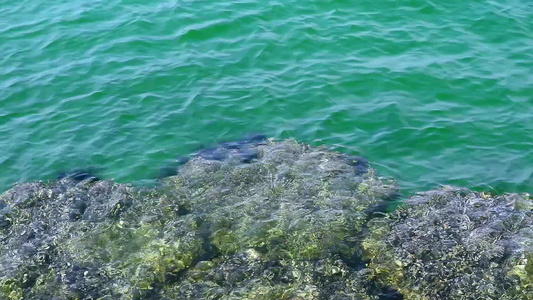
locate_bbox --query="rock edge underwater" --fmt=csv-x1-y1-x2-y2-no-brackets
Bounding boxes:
0,138,531,300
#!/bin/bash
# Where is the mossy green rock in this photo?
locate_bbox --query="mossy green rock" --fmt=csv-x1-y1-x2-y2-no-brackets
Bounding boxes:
0,139,396,299
2,139,530,299
365,186,532,300
162,249,378,300
163,139,395,261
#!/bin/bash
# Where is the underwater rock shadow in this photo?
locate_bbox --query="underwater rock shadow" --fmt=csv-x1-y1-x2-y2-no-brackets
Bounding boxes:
157,134,268,179
57,168,100,183
157,134,375,181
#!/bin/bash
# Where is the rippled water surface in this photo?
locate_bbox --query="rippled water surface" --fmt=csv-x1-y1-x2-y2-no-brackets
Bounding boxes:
0,0,531,193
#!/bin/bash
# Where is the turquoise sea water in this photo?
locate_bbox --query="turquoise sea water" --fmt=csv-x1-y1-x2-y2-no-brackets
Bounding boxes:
0,0,531,194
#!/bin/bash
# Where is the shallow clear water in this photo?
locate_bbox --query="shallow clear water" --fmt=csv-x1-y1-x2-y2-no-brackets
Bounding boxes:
0,0,531,194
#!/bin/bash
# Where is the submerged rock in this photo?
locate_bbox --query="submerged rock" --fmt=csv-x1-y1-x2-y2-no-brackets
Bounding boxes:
57,169,100,182
163,250,380,300
157,134,267,179
159,138,396,299
1,138,529,299
364,186,532,300
164,139,394,261
0,139,395,299
196,134,267,163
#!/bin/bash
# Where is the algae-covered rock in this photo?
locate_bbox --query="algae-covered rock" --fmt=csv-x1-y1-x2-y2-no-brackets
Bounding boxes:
163,138,396,262
0,178,203,299
162,249,380,300
0,138,397,299
158,138,397,299
365,186,532,300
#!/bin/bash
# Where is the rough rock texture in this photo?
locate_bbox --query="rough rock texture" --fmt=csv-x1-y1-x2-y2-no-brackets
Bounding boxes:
158,138,398,299
0,138,396,299
1,138,529,300
364,186,532,300
163,249,381,300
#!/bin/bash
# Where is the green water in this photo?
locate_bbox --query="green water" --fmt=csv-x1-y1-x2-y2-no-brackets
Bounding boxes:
0,0,531,194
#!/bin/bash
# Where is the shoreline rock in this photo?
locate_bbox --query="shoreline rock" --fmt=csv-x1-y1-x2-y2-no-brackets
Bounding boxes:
0,139,530,299
364,186,532,300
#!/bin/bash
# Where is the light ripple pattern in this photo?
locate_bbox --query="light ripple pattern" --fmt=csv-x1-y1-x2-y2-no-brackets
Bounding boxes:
0,0,532,193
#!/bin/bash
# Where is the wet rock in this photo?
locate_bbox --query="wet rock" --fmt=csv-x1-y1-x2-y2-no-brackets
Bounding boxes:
158,135,267,180
9,139,529,299
0,200,13,228
68,200,88,221
364,186,532,300
166,139,392,262
343,154,370,175
163,250,381,300
0,139,393,299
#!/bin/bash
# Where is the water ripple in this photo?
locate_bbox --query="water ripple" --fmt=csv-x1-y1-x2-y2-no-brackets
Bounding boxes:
0,0,531,193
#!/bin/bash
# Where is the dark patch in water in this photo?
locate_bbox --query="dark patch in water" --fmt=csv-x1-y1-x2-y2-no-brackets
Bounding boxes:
197,134,266,162
198,147,229,161
157,134,268,179
157,157,190,179
158,165,178,178
236,147,259,163
220,141,243,149
57,169,99,182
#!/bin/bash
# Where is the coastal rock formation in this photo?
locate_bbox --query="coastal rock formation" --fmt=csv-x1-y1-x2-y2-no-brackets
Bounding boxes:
0,138,530,299
364,186,532,300
0,139,396,299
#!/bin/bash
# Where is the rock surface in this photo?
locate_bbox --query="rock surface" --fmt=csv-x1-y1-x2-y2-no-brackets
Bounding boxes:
0,139,396,299
364,186,532,300
0,139,530,299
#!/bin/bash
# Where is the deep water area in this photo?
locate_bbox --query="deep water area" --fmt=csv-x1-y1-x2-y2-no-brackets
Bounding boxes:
0,0,532,194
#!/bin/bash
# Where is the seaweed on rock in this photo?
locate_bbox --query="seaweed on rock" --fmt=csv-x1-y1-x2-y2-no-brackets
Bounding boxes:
158,138,397,299
4,138,528,299
364,186,532,300
0,139,396,299
163,139,395,262
162,249,378,300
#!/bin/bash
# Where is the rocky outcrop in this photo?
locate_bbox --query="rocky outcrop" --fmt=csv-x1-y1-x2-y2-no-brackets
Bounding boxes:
0,138,530,299
364,186,532,300
0,139,396,299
